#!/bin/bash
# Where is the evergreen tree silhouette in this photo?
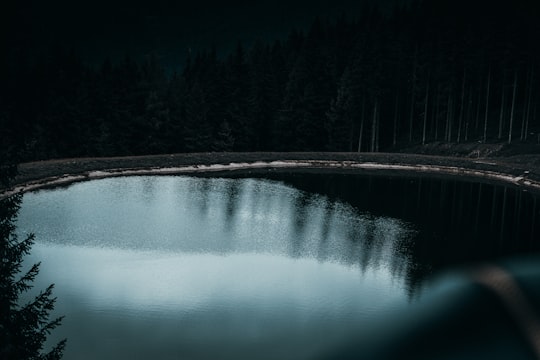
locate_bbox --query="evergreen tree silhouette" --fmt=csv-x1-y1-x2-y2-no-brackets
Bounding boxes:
0,164,66,359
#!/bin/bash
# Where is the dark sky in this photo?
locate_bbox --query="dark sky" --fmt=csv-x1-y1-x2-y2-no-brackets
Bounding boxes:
6,0,402,69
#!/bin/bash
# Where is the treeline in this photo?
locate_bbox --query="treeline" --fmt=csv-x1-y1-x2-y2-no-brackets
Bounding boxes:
2,0,540,161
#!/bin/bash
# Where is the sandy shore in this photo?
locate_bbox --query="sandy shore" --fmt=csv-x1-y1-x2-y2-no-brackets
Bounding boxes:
2,152,540,198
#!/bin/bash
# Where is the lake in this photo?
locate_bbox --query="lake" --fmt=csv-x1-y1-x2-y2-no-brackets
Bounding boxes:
15,173,540,359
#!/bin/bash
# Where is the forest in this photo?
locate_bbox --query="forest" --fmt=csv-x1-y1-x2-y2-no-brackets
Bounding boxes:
1,0,539,162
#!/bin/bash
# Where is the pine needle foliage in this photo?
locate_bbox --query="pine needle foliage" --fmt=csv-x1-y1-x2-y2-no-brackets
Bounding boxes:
0,193,66,360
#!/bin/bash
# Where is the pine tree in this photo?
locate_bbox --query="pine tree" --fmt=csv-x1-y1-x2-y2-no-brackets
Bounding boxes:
183,80,213,151
0,194,66,359
326,64,362,151
0,164,66,359
213,120,235,151
224,43,252,151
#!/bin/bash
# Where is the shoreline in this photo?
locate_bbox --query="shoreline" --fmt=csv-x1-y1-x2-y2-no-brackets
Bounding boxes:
2,152,540,199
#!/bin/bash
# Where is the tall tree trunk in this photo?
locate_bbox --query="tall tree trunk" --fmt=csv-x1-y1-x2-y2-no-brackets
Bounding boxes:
409,46,418,143
434,84,441,140
534,102,538,144
483,66,491,143
358,96,366,152
375,107,380,152
348,116,355,152
445,94,453,142
371,98,378,152
522,66,534,141
422,73,430,145
393,93,399,147
465,84,473,141
520,67,530,140
457,70,466,143
524,88,532,141
508,70,518,144
498,84,506,139
474,82,482,134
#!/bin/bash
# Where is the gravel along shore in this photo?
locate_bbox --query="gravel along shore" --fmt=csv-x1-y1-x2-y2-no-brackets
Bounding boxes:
2,152,540,199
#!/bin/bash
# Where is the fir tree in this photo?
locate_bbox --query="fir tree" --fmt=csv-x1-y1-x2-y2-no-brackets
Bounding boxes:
0,164,66,359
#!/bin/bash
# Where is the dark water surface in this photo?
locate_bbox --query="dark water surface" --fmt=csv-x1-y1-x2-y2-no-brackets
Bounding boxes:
15,174,540,359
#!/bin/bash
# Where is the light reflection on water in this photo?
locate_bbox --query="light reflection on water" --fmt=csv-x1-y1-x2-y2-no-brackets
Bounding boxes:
17,176,416,359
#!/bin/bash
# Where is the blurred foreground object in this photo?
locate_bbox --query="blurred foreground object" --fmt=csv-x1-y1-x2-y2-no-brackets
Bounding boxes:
320,256,540,360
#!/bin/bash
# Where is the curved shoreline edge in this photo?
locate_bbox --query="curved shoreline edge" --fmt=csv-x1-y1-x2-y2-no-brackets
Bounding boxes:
2,157,540,199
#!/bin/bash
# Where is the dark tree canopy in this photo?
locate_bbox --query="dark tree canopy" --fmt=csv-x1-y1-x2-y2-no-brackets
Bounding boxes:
2,0,540,160
0,162,66,359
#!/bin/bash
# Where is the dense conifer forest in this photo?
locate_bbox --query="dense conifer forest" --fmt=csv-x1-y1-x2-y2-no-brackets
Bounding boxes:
2,0,539,161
